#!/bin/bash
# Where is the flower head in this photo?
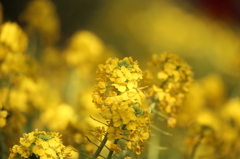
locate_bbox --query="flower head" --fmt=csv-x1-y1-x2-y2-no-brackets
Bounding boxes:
146,52,193,127
92,57,151,155
8,130,74,159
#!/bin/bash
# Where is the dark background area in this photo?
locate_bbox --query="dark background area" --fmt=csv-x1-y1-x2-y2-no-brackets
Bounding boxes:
2,0,240,44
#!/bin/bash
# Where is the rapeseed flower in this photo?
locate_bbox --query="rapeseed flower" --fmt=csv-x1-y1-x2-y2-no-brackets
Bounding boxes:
145,52,193,127
8,130,73,159
92,57,150,156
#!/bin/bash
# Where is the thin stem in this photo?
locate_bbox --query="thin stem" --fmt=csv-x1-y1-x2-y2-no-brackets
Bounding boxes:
190,134,204,159
99,154,107,159
92,133,109,158
150,125,172,136
147,141,168,150
106,139,119,159
153,110,168,120
89,133,110,151
106,125,126,159
86,136,99,148
80,152,95,159
90,116,108,126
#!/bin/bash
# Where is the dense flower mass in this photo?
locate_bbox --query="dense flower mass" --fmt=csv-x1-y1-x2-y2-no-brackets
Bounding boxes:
92,57,150,155
8,130,73,159
0,22,28,53
145,52,193,127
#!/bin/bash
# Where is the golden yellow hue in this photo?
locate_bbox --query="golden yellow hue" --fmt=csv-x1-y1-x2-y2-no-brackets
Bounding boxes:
19,0,60,45
92,57,150,155
145,52,193,127
0,104,7,128
0,1,240,159
9,130,73,159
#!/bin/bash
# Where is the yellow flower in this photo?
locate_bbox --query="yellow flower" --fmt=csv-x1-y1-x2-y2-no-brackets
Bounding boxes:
8,130,74,159
146,52,193,127
19,132,35,147
17,145,31,158
32,144,45,156
92,57,150,155
48,137,60,148
8,145,19,159
20,0,60,45
0,22,28,52
92,126,106,140
45,148,57,158
107,126,123,141
0,104,8,128
110,144,122,154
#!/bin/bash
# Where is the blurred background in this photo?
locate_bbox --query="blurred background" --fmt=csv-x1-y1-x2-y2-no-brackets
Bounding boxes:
2,0,240,75
1,0,240,158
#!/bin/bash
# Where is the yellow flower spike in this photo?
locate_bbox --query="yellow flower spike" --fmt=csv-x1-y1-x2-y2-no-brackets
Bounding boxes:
8,130,73,159
146,52,193,127
92,57,150,158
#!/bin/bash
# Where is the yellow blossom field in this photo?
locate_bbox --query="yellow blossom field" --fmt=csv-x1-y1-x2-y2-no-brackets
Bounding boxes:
1,0,240,159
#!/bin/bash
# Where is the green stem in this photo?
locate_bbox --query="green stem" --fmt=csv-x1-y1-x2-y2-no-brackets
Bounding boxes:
92,133,109,158
106,125,126,159
106,139,119,159
190,134,204,159
0,132,6,159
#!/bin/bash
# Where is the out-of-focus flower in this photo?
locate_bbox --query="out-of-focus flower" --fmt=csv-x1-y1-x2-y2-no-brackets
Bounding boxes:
199,74,226,108
0,22,28,53
8,130,74,159
40,103,76,131
178,74,226,127
19,0,60,45
220,98,240,142
145,52,193,127
0,22,32,80
64,31,104,68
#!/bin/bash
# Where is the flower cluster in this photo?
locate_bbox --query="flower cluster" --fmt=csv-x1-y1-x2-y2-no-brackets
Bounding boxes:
92,57,150,155
0,22,28,78
145,52,193,127
19,0,60,45
9,130,73,159
180,75,240,159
